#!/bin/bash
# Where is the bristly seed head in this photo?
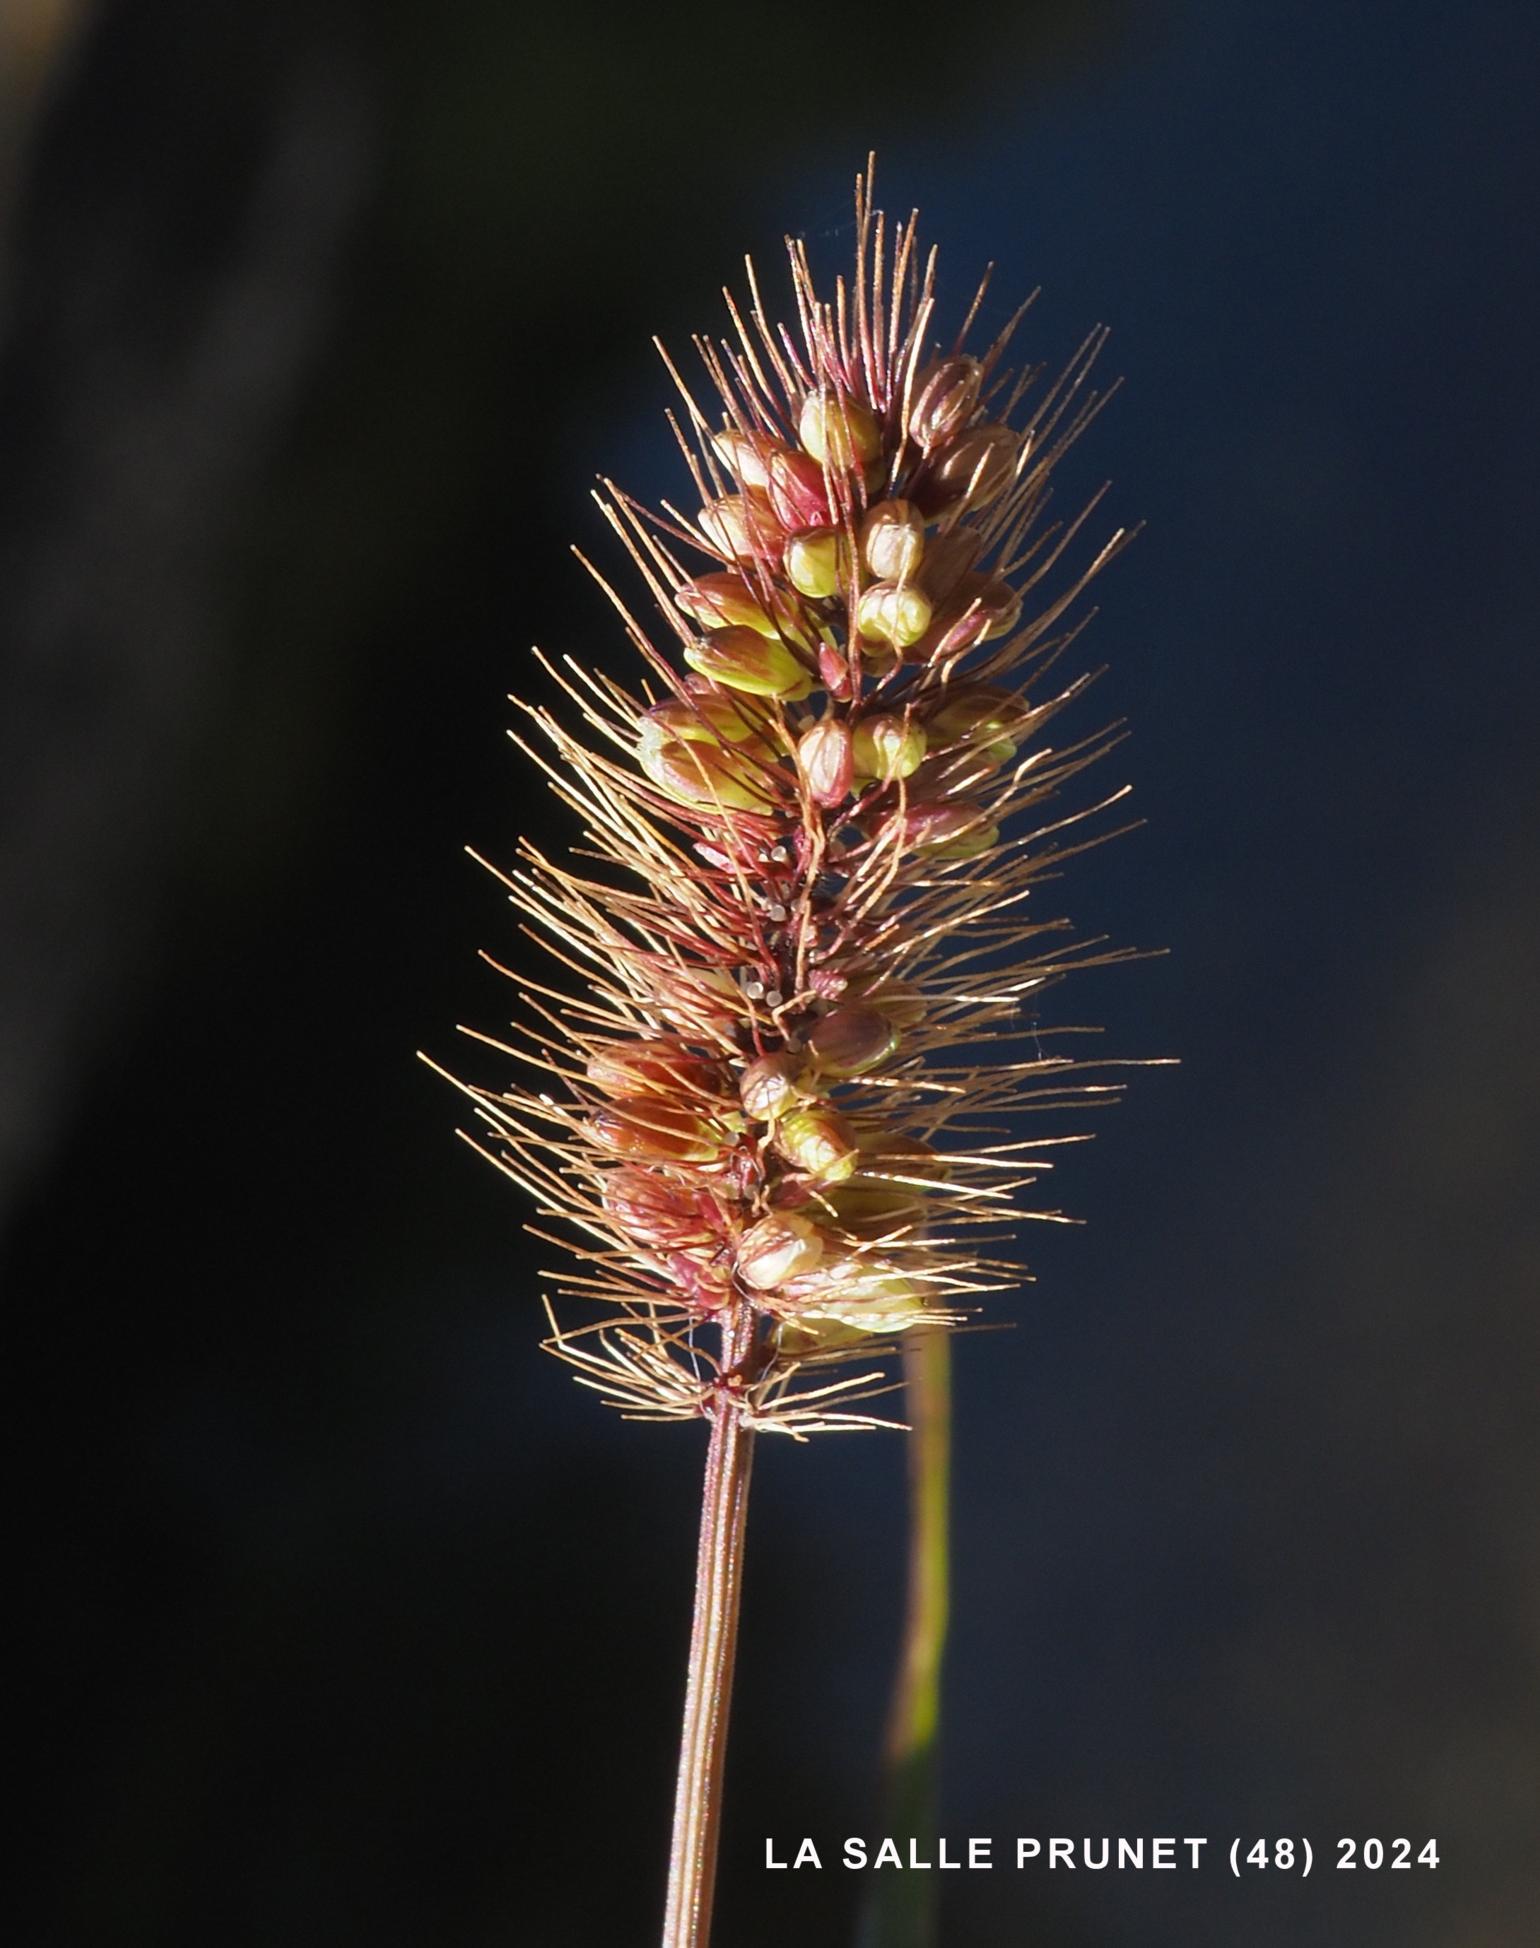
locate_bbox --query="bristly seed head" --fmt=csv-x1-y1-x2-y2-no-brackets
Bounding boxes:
447,160,1142,1438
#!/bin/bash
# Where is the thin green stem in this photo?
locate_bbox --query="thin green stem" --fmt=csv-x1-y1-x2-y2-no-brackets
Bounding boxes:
860,1324,952,1948
662,1307,757,1948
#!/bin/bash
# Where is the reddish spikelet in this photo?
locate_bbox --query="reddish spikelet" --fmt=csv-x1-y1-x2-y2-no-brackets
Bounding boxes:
443,165,1141,1438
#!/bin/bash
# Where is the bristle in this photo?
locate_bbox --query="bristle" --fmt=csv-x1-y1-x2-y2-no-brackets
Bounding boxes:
447,169,1144,1435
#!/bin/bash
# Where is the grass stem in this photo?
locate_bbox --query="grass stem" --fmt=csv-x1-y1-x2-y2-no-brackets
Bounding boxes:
662,1306,758,1948
860,1323,952,1948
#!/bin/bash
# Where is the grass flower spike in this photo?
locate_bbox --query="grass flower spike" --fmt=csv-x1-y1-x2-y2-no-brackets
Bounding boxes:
439,163,1141,1948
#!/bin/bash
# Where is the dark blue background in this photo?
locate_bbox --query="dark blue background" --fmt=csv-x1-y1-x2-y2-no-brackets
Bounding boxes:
4,2,1534,1943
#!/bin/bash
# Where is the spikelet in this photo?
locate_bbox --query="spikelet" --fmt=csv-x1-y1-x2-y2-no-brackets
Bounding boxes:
443,166,1139,1438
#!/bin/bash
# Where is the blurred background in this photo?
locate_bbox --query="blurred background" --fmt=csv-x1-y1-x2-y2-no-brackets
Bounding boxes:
4,1,1536,1943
